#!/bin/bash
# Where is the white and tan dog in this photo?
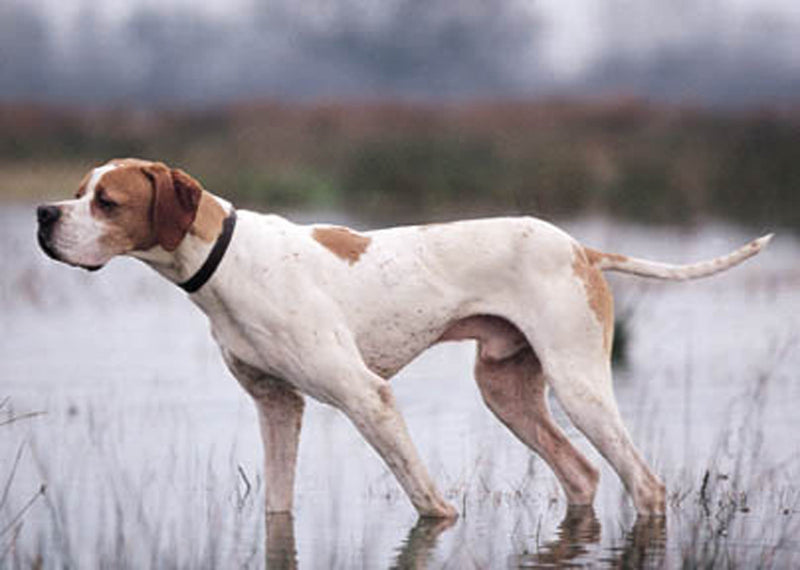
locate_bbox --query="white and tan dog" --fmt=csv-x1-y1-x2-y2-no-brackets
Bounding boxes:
37,158,771,518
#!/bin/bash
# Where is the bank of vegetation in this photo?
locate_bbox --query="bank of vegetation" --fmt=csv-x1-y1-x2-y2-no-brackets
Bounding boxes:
1,100,797,228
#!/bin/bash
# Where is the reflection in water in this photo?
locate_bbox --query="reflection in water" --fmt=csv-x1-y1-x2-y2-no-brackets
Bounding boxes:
515,506,666,568
265,513,297,570
608,515,666,569
390,517,457,570
262,506,666,569
264,512,455,570
263,506,664,569
524,505,602,567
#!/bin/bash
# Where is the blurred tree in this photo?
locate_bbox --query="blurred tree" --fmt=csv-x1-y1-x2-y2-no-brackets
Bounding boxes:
714,117,800,229
293,0,542,97
342,136,507,221
0,1,52,99
125,9,227,104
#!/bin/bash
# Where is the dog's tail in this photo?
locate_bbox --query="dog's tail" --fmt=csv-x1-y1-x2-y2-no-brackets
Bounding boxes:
586,234,773,280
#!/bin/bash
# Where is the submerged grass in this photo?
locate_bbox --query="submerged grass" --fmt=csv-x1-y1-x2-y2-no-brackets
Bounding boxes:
1,399,47,565
2,353,798,570
674,341,800,569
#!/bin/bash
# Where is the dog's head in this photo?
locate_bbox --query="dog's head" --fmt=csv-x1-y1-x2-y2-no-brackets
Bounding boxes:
36,158,204,270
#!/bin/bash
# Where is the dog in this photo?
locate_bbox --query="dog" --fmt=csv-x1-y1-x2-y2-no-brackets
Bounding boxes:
36,158,771,518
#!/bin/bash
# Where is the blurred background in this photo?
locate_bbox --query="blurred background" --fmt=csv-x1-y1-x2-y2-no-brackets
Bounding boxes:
3,2,800,568
1,0,798,225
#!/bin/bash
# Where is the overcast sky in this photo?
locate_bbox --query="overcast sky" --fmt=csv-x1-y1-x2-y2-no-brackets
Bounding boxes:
3,0,800,106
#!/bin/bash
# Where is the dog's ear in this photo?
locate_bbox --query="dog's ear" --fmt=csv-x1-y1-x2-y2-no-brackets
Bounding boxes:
143,163,202,251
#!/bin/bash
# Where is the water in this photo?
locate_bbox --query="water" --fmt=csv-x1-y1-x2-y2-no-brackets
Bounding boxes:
2,205,799,568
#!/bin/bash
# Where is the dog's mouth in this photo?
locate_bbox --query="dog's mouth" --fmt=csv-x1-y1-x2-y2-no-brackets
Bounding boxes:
37,230,103,272
37,230,62,261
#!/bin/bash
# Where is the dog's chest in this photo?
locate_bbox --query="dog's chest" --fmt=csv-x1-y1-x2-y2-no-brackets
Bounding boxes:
204,293,273,371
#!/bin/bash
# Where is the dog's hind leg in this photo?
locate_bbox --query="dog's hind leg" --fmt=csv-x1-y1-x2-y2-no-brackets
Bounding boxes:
474,347,599,505
224,353,305,513
520,259,665,515
544,354,665,515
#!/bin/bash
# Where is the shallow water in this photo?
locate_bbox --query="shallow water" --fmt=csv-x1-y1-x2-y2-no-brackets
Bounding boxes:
2,205,799,568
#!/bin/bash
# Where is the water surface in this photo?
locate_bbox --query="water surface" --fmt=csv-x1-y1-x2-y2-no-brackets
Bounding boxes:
2,206,798,568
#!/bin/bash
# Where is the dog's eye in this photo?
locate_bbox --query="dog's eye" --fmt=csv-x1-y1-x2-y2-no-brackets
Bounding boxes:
96,193,117,212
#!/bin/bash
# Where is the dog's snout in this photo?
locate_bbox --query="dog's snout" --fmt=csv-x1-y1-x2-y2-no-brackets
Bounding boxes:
37,205,61,228
36,204,63,262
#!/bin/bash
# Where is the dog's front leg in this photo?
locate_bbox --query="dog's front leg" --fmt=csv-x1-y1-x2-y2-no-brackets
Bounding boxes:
223,352,305,513
323,369,457,520
255,385,305,513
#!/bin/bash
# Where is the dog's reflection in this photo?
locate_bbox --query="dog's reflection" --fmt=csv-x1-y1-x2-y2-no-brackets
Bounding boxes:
263,512,454,570
527,505,602,566
520,506,666,568
610,514,667,569
265,513,298,570
264,506,665,569
390,516,457,569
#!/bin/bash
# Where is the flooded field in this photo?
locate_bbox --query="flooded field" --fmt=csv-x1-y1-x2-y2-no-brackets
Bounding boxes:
2,204,799,568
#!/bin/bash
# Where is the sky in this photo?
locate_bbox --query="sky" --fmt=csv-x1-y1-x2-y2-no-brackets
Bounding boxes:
3,0,800,106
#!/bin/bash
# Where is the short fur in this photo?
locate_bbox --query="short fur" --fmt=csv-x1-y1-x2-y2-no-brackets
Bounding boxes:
36,158,772,518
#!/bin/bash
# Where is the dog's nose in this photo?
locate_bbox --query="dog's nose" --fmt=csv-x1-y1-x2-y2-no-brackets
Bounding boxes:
37,205,61,228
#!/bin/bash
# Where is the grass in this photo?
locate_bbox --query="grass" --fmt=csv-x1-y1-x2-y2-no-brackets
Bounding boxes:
2,355,798,569
0,399,47,564
674,342,800,568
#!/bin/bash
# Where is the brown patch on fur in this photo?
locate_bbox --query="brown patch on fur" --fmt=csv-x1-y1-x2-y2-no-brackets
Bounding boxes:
312,226,371,264
94,165,160,253
585,247,627,266
145,163,201,251
189,190,226,242
377,384,394,407
572,245,615,354
76,159,208,255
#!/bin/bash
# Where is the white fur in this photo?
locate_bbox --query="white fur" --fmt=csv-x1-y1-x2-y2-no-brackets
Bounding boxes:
596,233,774,279
43,173,771,518
48,163,119,268
152,212,639,516
88,163,119,194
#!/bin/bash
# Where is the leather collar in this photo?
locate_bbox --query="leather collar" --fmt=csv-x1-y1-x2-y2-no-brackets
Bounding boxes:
178,209,237,293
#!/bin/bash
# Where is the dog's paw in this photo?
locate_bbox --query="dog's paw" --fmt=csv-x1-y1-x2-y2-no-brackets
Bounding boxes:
419,501,459,520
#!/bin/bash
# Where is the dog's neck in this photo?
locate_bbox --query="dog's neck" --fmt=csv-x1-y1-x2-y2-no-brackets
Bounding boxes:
131,192,232,287
132,233,218,285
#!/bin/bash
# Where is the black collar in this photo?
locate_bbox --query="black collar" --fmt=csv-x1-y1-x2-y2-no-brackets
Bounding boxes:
178,209,237,293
